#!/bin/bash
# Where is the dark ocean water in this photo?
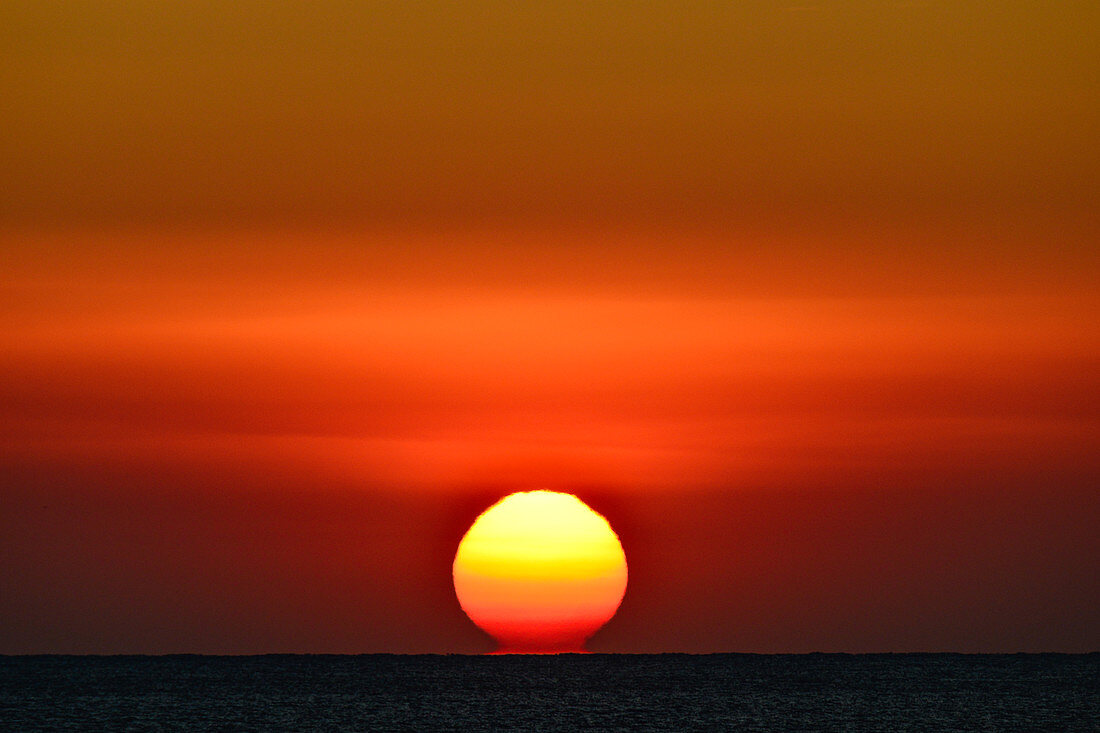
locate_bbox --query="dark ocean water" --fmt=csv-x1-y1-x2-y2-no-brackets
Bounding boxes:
0,654,1096,731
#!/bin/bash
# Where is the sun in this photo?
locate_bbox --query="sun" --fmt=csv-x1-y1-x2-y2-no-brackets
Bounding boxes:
453,490,628,653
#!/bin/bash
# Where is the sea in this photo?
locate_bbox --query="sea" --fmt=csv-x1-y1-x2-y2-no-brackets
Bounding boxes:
1,653,1096,731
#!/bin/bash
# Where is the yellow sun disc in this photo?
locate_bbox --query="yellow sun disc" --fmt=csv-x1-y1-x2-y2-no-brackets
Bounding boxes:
453,490,628,652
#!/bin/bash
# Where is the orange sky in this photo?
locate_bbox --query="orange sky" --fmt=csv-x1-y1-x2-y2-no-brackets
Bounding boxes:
1,2,1097,653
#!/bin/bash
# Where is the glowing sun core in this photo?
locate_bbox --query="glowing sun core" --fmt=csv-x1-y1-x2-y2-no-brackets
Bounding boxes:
453,490,628,653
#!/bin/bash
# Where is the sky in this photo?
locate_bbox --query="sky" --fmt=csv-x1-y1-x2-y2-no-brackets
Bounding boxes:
1,1,1097,653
